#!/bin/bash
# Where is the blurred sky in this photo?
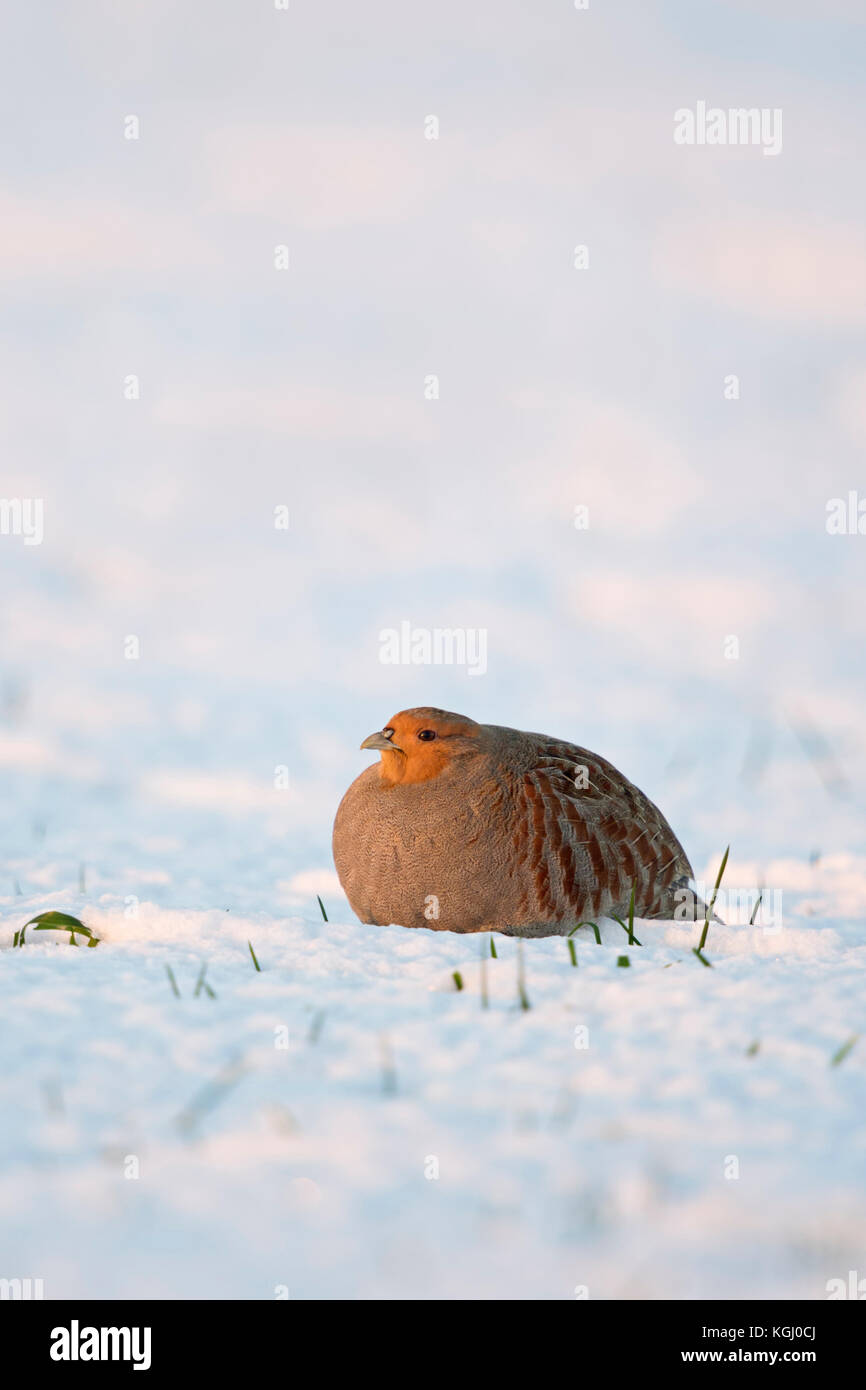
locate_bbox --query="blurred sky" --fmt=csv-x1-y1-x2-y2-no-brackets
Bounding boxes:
0,1,864,905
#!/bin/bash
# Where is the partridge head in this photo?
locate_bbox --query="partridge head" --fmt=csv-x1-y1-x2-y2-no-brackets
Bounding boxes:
333,707,702,935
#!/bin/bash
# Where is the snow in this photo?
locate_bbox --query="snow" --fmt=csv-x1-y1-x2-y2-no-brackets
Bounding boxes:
2,847,864,1300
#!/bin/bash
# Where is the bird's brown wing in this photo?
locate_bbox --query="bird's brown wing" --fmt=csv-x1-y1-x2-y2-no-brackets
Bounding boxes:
513,737,694,923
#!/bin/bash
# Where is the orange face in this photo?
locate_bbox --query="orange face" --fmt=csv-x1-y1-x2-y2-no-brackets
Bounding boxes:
360,707,481,784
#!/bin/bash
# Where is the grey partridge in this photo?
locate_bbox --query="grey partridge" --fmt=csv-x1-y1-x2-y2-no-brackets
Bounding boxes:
333,707,703,935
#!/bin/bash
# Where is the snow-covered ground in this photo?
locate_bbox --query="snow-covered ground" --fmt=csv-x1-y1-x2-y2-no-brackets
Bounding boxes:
2,818,864,1299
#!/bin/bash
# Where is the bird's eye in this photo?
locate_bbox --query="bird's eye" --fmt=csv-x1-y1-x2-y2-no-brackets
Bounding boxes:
417,729,436,741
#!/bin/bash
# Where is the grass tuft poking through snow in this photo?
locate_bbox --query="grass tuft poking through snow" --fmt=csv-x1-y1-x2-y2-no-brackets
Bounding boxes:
612,887,643,947
13,910,97,948
830,1034,859,1068
696,845,730,959
516,940,531,1011
575,920,603,945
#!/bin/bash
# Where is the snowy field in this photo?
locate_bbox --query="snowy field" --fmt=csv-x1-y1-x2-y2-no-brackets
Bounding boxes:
1,784,864,1299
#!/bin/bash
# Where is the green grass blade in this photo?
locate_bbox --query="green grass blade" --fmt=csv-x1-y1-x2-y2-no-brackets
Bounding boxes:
569,921,602,944
516,940,530,1010
248,941,261,972
830,1034,859,1067
25,911,89,931
611,915,643,947
17,910,99,948
316,895,328,922
165,965,181,998
698,845,730,953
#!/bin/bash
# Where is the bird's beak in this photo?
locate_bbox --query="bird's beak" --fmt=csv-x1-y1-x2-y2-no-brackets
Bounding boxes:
360,731,403,754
